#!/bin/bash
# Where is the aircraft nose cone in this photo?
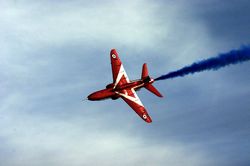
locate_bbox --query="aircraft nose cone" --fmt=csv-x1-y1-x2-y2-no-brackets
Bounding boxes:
87,94,95,100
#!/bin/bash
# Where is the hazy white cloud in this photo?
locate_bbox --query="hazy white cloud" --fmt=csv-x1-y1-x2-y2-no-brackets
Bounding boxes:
0,0,167,48
1,0,250,166
0,93,212,166
1,1,213,165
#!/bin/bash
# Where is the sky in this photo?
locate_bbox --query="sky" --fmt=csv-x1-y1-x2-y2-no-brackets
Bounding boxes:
0,0,250,165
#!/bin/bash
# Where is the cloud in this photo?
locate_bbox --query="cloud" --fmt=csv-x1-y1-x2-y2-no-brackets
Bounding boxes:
0,91,215,166
189,0,250,42
0,0,168,49
0,94,212,166
1,0,250,166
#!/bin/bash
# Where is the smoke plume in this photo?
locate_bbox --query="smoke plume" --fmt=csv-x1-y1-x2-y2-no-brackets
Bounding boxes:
155,46,250,81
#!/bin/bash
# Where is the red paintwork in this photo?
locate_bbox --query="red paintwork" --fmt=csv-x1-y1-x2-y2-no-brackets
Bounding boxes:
88,88,116,101
88,79,154,100
87,49,163,123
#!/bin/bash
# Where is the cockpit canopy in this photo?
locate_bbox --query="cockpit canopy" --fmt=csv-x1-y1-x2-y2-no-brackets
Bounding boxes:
106,83,115,89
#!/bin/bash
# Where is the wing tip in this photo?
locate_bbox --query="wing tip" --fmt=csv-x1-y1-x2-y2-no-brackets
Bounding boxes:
142,113,152,123
110,48,118,55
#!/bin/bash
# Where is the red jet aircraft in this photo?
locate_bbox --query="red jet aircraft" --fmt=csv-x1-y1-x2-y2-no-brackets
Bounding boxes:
87,49,163,123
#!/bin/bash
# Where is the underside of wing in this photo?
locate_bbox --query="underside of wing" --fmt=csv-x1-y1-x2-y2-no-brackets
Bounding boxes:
110,49,130,89
116,89,152,123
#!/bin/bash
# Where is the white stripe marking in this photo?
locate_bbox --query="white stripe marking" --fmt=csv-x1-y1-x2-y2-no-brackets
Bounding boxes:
116,89,143,107
113,65,130,89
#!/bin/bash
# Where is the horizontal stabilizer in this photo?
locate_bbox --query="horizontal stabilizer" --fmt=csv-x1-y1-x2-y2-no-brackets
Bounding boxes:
145,84,163,97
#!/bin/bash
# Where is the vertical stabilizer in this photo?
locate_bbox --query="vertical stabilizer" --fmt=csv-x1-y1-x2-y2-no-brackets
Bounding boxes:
141,63,149,79
141,63,163,98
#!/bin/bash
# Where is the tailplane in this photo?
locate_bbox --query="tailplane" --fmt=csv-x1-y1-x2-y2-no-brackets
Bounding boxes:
145,84,163,97
141,63,163,98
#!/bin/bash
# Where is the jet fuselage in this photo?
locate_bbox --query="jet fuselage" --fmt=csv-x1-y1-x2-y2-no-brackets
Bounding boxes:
87,49,163,123
88,78,154,101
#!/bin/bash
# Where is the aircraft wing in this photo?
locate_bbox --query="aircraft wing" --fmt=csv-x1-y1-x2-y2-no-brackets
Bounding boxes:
110,49,130,89
116,89,152,123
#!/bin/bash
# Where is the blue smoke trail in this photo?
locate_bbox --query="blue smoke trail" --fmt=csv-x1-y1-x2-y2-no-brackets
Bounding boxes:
155,46,250,81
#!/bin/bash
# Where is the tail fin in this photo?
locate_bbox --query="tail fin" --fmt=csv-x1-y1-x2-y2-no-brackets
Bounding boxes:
141,63,163,98
141,63,148,79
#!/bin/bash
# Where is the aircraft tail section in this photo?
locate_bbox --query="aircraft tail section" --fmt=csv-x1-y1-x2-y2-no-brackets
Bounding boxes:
145,84,163,97
141,63,163,97
141,63,149,79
